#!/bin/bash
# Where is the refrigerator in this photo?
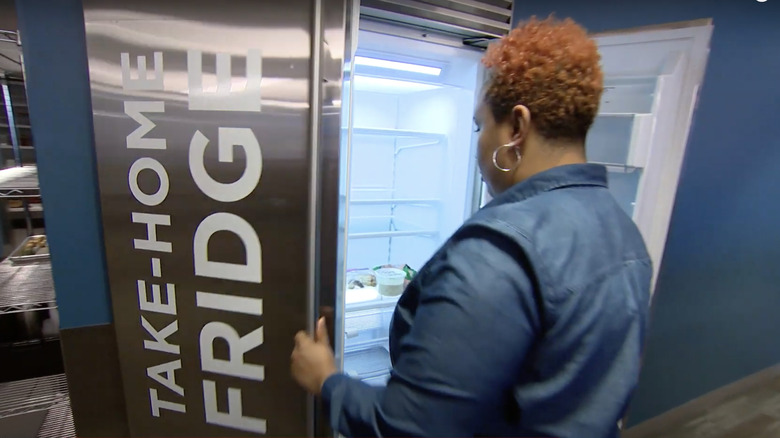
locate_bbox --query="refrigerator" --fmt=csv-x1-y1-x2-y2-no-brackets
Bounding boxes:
334,17,711,386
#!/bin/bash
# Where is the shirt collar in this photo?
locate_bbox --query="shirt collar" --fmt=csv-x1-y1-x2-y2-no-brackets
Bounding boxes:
488,163,608,206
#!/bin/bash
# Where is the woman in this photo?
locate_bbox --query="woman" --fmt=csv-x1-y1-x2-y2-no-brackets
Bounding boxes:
292,16,652,438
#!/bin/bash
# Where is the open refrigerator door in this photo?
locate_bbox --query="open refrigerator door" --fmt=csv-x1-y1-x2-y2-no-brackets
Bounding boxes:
589,22,712,289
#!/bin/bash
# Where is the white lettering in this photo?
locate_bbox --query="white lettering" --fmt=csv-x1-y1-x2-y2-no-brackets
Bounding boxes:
187,49,262,112
196,292,262,316
121,52,164,91
141,316,180,354
193,212,261,283
200,322,264,381
203,380,266,434
128,157,169,206
132,212,172,253
188,128,262,202
137,280,177,315
149,388,186,417
151,257,162,277
147,359,184,397
125,101,166,150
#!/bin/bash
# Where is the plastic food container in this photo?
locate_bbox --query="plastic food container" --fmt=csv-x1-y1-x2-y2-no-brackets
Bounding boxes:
375,268,406,297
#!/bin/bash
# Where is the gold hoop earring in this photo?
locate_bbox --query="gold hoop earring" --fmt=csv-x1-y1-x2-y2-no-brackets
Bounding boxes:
492,143,521,172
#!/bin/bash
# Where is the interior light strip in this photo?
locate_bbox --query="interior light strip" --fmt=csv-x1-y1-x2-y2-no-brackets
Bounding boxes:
354,56,442,76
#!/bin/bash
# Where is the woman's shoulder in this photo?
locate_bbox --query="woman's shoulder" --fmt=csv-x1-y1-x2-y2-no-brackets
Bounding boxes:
461,202,537,248
427,217,536,284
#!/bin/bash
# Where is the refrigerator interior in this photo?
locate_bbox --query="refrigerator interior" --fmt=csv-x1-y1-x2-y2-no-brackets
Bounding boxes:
336,22,710,385
340,29,482,385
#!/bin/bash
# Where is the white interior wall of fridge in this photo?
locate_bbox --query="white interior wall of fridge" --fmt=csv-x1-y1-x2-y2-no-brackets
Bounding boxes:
346,87,478,272
340,28,483,383
344,30,481,275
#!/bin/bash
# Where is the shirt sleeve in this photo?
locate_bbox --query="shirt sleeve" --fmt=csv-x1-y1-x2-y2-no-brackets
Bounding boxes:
321,227,542,437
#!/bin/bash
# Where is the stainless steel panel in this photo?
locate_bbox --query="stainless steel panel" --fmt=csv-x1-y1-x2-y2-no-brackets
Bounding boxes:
84,1,349,436
311,0,353,435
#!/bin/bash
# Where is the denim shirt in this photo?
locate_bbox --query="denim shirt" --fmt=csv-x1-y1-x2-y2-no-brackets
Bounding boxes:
323,164,652,437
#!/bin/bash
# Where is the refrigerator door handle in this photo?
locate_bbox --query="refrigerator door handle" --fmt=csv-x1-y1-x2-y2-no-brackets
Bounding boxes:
320,305,336,351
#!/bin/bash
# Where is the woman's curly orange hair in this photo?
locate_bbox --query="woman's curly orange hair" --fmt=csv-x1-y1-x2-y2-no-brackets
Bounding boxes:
482,16,603,141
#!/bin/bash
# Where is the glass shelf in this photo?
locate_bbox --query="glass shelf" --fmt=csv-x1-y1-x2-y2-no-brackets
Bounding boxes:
347,126,447,141
347,216,438,239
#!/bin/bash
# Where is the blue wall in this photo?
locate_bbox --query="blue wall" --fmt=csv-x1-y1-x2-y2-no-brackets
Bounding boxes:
15,0,112,329
513,0,780,426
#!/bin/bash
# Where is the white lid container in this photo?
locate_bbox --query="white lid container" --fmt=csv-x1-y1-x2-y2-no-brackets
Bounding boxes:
375,268,406,296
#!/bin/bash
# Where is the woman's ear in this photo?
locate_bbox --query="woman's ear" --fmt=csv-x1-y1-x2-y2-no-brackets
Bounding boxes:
511,104,531,148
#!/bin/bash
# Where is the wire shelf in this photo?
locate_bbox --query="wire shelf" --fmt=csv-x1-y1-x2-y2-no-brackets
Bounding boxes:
347,127,447,141
0,260,56,315
0,374,69,419
348,229,438,239
0,166,40,199
36,398,75,438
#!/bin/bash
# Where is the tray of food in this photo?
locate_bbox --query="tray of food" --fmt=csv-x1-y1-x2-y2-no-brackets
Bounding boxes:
8,235,50,264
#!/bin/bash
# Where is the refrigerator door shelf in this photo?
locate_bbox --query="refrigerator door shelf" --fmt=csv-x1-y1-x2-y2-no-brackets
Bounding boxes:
587,113,654,168
601,76,658,114
606,168,643,217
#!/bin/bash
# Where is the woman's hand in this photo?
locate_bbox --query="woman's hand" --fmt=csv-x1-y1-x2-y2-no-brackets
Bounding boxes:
291,317,337,396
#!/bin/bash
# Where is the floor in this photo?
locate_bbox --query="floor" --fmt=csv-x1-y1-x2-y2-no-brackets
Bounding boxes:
624,369,780,438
